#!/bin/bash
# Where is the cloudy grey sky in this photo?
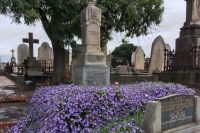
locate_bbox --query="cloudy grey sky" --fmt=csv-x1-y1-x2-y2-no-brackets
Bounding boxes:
0,0,185,62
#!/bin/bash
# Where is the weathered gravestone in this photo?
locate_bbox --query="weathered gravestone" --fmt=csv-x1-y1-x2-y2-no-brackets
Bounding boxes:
143,94,200,133
131,47,144,71
148,35,166,75
38,42,53,61
38,42,54,74
116,65,129,74
23,32,42,76
0,62,5,71
17,44,29,65
73,0,110,85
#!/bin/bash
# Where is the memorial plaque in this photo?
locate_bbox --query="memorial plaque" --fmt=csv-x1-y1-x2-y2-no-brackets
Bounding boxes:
157,95,195,131
87,71,106,85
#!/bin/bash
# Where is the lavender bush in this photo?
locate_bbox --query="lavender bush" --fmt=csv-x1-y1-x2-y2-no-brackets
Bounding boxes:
11,82,195,133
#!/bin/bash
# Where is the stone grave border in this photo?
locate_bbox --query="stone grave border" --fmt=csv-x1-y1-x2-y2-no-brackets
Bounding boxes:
142,94,200,133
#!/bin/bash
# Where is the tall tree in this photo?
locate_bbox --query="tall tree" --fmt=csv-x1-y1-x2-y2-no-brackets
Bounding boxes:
0,0,164,83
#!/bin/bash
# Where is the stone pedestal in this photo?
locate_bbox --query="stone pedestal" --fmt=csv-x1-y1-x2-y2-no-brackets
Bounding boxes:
176,25,200,52
25,57,42,76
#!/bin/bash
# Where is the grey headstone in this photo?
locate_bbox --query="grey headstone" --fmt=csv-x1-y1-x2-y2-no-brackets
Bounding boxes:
17,44,29,65
132,47,144,71
0,63,5,70
148,35,165,75
38,42,53,61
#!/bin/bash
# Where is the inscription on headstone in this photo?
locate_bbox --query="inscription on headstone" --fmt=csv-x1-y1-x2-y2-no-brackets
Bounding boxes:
158,95,195,131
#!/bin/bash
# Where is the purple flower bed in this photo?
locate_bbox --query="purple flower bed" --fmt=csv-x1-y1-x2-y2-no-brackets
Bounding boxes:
11,82,195,133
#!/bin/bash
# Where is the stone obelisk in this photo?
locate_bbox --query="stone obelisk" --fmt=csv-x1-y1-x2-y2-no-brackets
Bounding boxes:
73,0,110,85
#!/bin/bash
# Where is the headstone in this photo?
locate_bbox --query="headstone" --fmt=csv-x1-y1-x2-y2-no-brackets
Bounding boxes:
116,65,128,74
131,47,144,71
143,95,200,133
22,33,42,76
17,44,29,65
111,57,128,68
148,35,166,75
73,0,110,85
38,42,53,61
0,62,6,71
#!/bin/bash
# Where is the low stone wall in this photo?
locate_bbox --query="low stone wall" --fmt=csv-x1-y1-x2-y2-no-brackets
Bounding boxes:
110,73,156,84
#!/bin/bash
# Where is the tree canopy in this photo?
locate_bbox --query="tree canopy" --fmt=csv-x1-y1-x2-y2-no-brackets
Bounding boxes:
0,0,164,83
112,40,137,65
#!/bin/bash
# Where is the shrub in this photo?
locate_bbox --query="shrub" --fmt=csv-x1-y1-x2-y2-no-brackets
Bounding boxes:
11,82,195,133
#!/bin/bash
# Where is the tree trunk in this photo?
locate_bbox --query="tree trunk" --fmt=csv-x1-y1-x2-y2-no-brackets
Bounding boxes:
52,42,65,84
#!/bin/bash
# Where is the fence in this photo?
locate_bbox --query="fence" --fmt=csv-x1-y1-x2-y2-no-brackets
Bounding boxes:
164,46,200,71
17,60,54,76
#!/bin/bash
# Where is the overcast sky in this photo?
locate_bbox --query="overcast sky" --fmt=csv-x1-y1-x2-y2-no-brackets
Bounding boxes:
0,0,186,62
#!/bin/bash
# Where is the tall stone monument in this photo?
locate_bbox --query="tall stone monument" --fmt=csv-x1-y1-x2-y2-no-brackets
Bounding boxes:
176,0,200,52
17,44,29,65
73,0,110,85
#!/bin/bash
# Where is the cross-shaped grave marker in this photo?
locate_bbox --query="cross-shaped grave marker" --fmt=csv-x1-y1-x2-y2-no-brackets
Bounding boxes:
23,32,39,58
11,49,15,57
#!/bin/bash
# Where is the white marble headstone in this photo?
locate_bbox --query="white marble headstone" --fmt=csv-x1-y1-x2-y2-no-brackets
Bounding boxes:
132,47,144,71
17,44,29,65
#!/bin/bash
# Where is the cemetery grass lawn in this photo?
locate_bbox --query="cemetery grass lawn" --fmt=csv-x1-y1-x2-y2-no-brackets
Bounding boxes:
11,82,195,133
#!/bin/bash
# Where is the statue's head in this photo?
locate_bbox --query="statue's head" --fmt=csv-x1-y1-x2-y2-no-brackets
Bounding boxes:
86,0,96,5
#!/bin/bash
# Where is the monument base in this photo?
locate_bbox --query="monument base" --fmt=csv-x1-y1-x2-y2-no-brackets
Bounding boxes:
25,57,43,76
73,65,110,85
176,25,200,52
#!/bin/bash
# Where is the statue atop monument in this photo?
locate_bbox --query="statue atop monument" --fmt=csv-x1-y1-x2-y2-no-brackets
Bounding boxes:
81,0,101,27
191,0,200,25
